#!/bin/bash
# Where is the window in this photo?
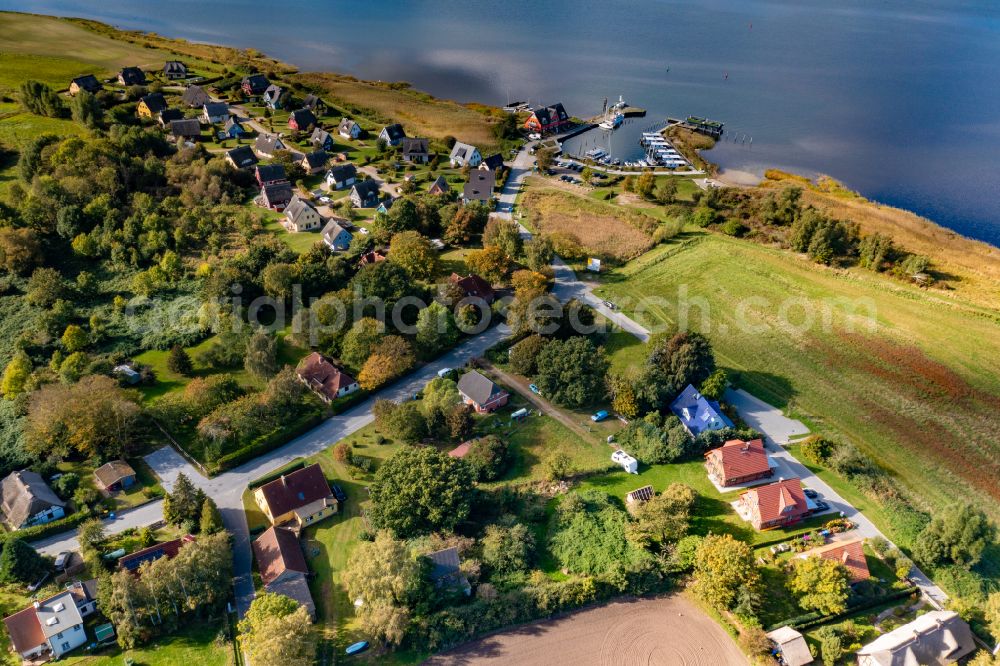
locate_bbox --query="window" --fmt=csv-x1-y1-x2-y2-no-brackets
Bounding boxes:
56,631,63,639
61,643,70,651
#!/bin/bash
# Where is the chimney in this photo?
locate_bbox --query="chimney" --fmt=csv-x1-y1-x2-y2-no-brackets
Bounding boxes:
33,601,40,609
282,475,288,488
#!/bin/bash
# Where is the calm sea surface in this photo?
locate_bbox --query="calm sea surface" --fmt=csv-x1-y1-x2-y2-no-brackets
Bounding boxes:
5,0,1000,246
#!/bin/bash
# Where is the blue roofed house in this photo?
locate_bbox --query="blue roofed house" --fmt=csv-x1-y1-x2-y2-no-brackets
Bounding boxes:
670,384,733,437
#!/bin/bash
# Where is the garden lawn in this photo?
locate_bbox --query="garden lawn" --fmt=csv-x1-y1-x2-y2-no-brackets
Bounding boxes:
62,620,233,666
596,232,1000,524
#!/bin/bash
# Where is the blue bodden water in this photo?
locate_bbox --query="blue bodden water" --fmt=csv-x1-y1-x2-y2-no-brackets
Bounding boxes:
5,0,1000,245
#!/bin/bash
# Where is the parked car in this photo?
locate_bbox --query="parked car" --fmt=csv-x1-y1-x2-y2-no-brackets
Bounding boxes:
528,383,541,395
528,133,541,140
319,196,332,204
803,488,819,499
331,484,347,503
54,551,71,569
602,300,617,310
813,500,830,512
591,410,609,422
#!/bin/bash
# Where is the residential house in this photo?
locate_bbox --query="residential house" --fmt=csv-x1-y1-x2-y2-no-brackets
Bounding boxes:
350,180,381,208
310,127,335,151
400,137,429,163
765,626,813,666
242,74,270,98
738,478,809,530
137,92,167,118
524,102,570,134
252,526,316,620
1,470,65,529
463,169,495,205
325,163,357,190
117,67,146,87
261,181,294,211
254,133,287,159
301,94,323,112
300,150,329,175
457,370,509,413
69,74,101,96
3,581,99,662
428,176,450,195
93,461,136,493
289,108,317,132
253,463,337,529
157,108,184,128
296,352,359,401
449,141,482,168
338,118,361,140
163,61,187,79
283,195,323,232
256,164,288,186
226,145,259,170
181,84,210,108
357,250,386,267
119,536,195,574
448,272,495,304
223,116,246,138
798,538,870,584
855,611,975,666
321,219,354,251
479,153,504,172
705,439,773,487
169,119,201,141
201,102,230,124
376,199,394,215
426,547,471,596
625,485,655,506
112,364,141,384
670,384,734,437
378,123,406,146
263,84,284,109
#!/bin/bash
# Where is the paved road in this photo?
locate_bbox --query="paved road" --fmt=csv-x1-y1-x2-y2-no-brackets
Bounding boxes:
725,388,948,609
31,323,509,616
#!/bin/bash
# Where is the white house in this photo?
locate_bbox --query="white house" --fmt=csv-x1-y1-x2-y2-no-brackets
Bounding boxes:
3,581,99,662
321,219,353,251
378,123,406,146
449,141,482,168
338,118,361,140
611,450,639,474
201,102,229,125
283,195,322,233
1,470,65,529
325,163,357,190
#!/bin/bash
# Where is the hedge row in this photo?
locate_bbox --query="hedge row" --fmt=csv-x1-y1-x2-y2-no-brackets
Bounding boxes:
210,410,325,474
766,586,918,632
13,510,94,549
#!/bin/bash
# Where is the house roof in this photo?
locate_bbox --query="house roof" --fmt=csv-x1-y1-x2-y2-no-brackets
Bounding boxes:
766,626,813,666
262,181,293,204
243,74,270,94
3,606,45,654
449,273,494,302
264,84,283,98
625,485,655,503
463,169,495,202
170,118,201,138
3,580,99,654
224,116,243,131
802,538,870,583
266,571,315,617
297,352,356,401
119,535,194,573
159,108,184,124
227,145,258,168
302,150,328,169
284,195,317,225
380,123,406,142
1,470,65,528
670,385,733,437
428,175,450,193
163,60,186,74
530,102,569,127
290,108,317,128
321,219,352,246
255,133,286,155
119,66,146,85
181,85,210,108
450,141,478,162
327,163,357,182
252,526,308,586
338,117,358,133
855,611,975,666
427,547,461,581
140,92,167,114
480,153,504,171
311,127,332,144
358,250,386,266
400,137,429,156
256,463,332,519
457,370,506,407
71,74,101,91
448,441,473,459
740,478,809,525
302,94,321,109
256,163,287,183
352,179,381,199
203,101,229,118
706,439,769,482
94,460,136,488
35,590,84,640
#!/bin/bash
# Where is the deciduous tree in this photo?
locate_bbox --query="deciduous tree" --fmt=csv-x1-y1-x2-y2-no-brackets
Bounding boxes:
534,336,609,408
359,336,415,390
244,330,278,380
482,523,534,577
788,556,850,615
692,534,760,610
914,504,995,568
239,593,316,664
388,230,439,281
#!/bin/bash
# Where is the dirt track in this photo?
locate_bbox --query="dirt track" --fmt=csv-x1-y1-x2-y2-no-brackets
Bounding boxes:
424,595,747,666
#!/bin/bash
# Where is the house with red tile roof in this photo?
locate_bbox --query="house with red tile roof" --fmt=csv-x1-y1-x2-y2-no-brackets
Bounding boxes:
119,535,195,574
705,439,773,487
799,538,870,584
448,273,495,305
252,526,315,619
738,478,810,530
2,581,98,662
296,352,359,403
253,463,337,529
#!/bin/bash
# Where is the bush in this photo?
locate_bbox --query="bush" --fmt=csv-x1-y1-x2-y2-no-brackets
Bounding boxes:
800,436,836,465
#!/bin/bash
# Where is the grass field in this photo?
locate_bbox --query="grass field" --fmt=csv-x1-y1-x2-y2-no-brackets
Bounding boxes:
596,232,1000,523
63,621,233,666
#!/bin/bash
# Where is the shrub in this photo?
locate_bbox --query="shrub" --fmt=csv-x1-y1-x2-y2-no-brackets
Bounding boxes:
800,436,836,465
